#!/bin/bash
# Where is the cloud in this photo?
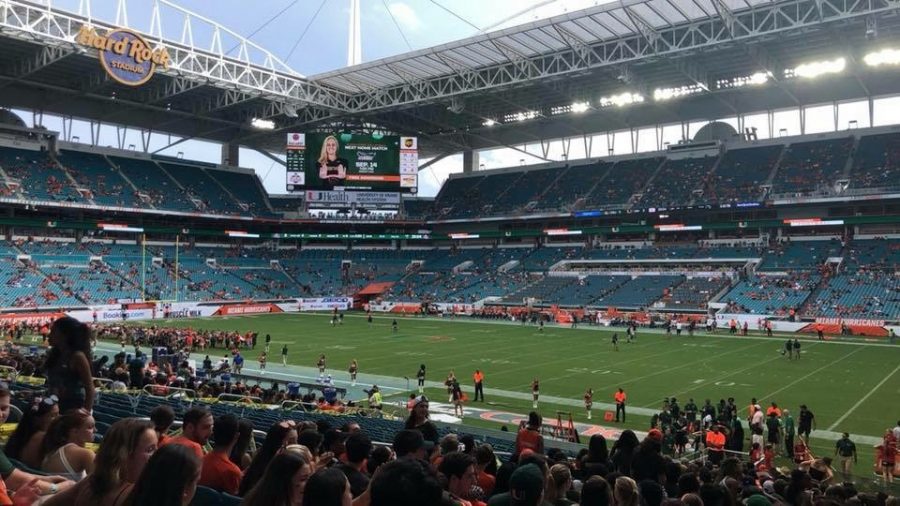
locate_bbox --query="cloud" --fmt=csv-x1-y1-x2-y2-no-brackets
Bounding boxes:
388,2,422,31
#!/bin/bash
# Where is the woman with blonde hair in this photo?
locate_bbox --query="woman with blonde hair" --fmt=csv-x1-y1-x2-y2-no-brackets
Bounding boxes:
317,135,348,185
43,418,158,506
546,463,576,505
614,476,640,506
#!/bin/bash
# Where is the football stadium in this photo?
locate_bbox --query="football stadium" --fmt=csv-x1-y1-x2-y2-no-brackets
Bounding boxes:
0,0,897,504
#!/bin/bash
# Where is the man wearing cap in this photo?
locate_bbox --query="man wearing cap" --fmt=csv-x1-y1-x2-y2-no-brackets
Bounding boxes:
487,463,545,506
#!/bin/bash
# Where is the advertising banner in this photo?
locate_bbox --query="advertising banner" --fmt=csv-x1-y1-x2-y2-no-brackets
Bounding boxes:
299,297,352,311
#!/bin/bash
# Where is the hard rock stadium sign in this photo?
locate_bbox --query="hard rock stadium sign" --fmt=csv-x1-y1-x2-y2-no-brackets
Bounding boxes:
76,25,170,86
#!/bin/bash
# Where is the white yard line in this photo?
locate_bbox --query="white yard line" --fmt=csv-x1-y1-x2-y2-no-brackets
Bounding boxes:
827,360,900,431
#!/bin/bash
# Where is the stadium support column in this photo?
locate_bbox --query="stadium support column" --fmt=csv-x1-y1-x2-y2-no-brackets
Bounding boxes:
222,142,239,166
463,150,479,174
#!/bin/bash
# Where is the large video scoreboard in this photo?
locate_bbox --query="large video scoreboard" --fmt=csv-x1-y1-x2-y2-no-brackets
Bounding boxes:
285,133,417,199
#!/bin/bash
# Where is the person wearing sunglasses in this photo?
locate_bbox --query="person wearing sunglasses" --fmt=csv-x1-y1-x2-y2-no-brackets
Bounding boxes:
0,383,74,498
4,395,59,469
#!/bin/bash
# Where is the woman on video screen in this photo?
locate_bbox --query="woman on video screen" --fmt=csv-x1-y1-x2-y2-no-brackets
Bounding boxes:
317,135,349,186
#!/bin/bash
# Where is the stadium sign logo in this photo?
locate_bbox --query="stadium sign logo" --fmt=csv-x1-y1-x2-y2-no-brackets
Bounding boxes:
76,25,170,86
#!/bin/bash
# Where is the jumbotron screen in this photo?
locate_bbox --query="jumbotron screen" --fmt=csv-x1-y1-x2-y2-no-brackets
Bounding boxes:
285,132,418,193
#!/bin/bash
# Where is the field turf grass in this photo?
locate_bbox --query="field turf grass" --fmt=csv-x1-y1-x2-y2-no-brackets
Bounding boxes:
135,312,898,448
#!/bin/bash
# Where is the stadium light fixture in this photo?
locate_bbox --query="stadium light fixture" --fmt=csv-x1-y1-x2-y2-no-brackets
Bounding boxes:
482,119,496,127
251,117,276,130
864,48,900,67
785,57,845,79
599,92,644,108
653,84,706,102
504,111,539,122
716,71,771,89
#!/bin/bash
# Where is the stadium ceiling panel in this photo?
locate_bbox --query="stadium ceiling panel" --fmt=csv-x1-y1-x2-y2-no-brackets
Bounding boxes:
0,0,899,159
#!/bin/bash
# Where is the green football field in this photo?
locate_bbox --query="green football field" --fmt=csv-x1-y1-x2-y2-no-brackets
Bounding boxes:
130,312,899,449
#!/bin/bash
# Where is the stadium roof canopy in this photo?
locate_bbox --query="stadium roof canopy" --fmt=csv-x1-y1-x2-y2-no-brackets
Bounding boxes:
0,0,898,159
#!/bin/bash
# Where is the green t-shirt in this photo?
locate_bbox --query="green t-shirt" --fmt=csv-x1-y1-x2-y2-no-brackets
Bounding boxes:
783,415,795,435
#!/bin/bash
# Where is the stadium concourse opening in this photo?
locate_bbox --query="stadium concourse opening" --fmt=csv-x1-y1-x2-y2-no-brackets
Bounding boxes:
0,0,899,504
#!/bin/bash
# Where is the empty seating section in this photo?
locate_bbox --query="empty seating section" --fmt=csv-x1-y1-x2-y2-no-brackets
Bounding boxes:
211,169,272,216
422,249,487,271
488,168,560,214
582,157,662,208
430,175,485,219
500,276,575,303
693,244,763,259
550,275,628,306
56,150,137,207
804,272,900,319
771,137,852,194
722,273,821,315
269,197,303,213
701,145,781,205
452,172,525,219
402,199,433,219
519,247,580,271
756,240,842,271
0,147,80,202
110,156,195,211
842,239,900,271
637,156,717,208
593,275,684,309
160,162,237,214
851,132,900,189
662,276,732,310
534,162,612,212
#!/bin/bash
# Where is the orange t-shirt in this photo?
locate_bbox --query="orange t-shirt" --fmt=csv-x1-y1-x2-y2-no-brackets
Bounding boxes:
614,392,626,404
706,431,725,451
161,435,204,460
477,471,496,496
199,451,242,495
515,429,544,454
473,372,484,383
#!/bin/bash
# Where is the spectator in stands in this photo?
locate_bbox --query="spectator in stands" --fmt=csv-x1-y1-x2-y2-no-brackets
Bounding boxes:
123,443,201,506
404,395,439,449
0,385,73,499
45,316,95,412
337,431,372,498
392,429,433,460
580,476,613,506
613,476,640,506
439,452,482,506
546,463,575,506
241,450,311,506
39,410,96,481
515,411,545,455
302,467,352,506
488,463,545,506
369,458,443,506
474,444,497,497
229,419,254,470
239,421,299,495
43,418,157,506
610,430,640,476
581,434,610,479
160,407,212,460
149,405,174,447
4,395,59,468
198,414,242,495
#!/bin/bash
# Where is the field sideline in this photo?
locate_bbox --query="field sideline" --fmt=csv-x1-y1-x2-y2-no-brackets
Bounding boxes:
118,311,899,444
